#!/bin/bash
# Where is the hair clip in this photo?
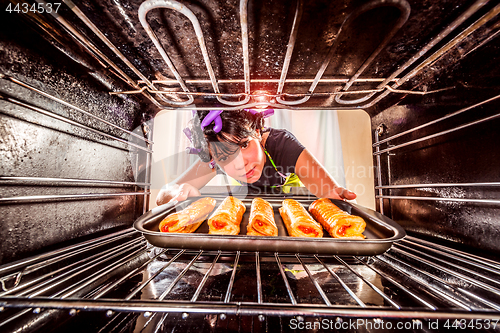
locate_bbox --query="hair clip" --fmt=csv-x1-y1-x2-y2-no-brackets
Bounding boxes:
261,109,274,118
208,159,216,169
201,110,223,133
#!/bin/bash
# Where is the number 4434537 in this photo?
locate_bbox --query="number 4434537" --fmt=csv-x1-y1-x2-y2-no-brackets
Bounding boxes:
6,2,62,14
443,319,499,330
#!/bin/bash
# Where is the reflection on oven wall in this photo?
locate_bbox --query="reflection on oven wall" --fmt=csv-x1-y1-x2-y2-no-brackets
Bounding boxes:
147,109,375,210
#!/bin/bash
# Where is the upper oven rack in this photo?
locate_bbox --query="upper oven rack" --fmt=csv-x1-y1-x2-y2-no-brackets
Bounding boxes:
1,228,500,333
29,0,499,110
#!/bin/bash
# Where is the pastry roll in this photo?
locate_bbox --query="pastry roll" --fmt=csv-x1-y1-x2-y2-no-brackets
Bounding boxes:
279,199,323,238
208,196,246,235
159,197,216,233
308,198,366,239
247,198,278,236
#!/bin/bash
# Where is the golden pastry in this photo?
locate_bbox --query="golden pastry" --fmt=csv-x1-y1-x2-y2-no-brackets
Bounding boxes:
279,199,323,237
308,198,366,239
208,196,246,235
247,197,278,236
159,197,216,233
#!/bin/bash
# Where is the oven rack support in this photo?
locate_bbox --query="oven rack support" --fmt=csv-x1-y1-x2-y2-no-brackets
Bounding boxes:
373,108,500,156
0,75,152,146
0,75,153,206
1,230,500,332
373,93,500,207
372,94,500,149
0,191,151,205
0,92,152,154
373,95,500,208
0,176,150,188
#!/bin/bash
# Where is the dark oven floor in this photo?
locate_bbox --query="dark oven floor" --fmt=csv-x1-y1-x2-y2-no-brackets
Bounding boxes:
1,229,500,332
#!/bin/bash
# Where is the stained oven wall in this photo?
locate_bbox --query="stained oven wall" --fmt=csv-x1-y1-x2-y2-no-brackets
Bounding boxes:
0,12,151,265
365,0,500,255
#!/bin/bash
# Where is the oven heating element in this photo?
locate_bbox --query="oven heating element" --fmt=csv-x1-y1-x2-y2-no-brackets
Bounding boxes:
34,0,499,110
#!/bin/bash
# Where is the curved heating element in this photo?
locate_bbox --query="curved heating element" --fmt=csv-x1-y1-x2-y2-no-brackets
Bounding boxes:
28,0,495,111
138,0,195,106
277,0,411,106
139,0,250,106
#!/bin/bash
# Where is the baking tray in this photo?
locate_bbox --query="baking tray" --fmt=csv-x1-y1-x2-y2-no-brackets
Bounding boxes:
134,195,406,255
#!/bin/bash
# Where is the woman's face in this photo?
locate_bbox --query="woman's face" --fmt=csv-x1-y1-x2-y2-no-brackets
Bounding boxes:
209,131,266,183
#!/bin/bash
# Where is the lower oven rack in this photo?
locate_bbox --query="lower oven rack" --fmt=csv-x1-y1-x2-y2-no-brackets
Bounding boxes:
1,230,500,332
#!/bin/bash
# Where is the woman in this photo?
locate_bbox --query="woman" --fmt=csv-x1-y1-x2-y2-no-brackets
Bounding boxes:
156,109,357,205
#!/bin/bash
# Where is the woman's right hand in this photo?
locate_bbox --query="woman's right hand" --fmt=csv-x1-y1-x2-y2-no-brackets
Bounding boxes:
156,183,201,205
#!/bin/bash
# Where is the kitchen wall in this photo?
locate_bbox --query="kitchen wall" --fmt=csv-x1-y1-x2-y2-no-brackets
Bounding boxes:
337,110,375,209
149,110,374,209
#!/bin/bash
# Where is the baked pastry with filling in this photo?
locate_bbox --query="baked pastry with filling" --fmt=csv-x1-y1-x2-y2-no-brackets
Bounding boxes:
159,197,216,233
208,196,246,235
279,199,323,238
308,198,366,239
247,197,278,236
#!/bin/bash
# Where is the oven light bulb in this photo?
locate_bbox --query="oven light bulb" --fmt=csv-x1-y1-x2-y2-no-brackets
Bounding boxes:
252,90,271,108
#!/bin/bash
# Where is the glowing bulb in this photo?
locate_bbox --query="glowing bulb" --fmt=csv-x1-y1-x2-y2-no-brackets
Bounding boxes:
252,90,271,108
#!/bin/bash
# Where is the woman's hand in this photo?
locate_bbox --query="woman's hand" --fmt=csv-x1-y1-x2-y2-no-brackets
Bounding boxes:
330,187,357,201
296,149,357,201
156,183,201,205
156,159,216,206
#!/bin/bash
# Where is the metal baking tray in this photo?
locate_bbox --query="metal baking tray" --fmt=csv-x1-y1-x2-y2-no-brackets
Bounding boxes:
134,195,406,255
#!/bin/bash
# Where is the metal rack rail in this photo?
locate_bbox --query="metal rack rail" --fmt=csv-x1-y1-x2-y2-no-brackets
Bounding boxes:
0,176,150,188
0,75,152,146
1,230,500,332
373,93,500,206
0,91,151,153
0,76,153,208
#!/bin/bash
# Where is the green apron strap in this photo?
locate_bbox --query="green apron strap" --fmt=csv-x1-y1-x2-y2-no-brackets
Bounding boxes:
262,144,303,192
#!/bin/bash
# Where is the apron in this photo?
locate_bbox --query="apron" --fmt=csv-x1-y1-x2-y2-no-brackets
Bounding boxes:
262,146,303,193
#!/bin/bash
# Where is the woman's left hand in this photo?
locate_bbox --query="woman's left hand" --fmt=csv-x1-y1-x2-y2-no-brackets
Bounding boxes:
296,149,357,201
331,187,357,200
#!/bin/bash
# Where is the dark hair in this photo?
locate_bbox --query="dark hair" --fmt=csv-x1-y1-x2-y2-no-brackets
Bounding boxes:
189,110,265,162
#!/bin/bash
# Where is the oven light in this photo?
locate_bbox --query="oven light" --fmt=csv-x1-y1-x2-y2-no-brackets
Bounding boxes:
252,90,272,108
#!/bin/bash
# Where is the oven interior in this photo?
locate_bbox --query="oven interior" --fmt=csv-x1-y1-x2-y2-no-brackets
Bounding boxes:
1,0,500,332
